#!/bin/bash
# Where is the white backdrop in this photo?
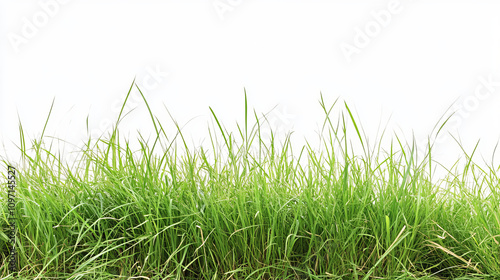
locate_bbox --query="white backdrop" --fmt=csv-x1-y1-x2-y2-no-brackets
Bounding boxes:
1,1,500,179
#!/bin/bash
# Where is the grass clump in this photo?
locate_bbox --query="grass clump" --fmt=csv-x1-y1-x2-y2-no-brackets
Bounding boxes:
1,82,499,279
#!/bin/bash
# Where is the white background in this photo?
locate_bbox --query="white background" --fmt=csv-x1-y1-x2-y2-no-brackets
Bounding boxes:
1,0,500,180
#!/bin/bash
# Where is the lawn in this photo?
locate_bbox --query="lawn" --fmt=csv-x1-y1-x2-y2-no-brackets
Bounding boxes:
1,83,499,279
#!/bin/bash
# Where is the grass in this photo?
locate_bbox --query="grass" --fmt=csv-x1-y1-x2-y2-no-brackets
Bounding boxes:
1,82,499,279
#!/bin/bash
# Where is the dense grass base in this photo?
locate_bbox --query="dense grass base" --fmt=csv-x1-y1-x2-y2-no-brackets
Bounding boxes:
1,86,499,279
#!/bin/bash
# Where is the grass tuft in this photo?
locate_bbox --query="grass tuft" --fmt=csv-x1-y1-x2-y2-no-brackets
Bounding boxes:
1,84,499,279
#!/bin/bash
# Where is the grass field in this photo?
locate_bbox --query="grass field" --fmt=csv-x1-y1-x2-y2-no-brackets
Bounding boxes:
1,84,499,279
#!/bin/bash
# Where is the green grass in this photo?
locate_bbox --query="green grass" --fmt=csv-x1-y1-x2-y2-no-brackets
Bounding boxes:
1,82,499,279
